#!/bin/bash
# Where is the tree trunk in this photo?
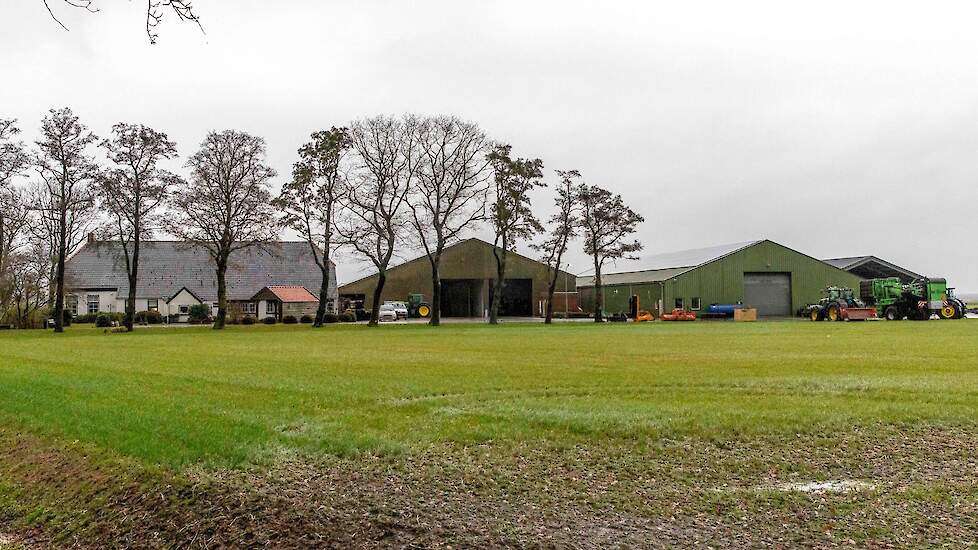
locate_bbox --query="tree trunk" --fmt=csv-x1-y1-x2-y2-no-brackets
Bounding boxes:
545,269,558,324
314,262,330,328
369,271,385,327
125,240,139,332
53,237,66,333
490,250,506,325
593,257,603,323
429,255,441,326
214,255,228,330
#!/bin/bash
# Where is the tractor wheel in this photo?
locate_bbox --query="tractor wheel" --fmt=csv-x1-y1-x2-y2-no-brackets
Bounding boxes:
809,307,824,322
884,306,901,321
826,303,842,322
956,300,968,319
417,304,431,318
939,303,957,320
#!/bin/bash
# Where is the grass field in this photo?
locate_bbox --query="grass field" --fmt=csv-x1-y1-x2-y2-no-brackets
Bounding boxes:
1,320,977,547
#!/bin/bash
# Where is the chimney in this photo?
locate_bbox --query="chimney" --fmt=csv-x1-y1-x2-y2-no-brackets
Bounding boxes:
87,232,96,245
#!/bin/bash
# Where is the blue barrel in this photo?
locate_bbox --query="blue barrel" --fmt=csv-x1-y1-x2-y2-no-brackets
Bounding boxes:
707,303,743,315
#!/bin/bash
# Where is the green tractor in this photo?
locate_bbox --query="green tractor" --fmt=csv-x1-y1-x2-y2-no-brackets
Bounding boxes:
407,293,431,319
806,287,876,321
859,277,966,321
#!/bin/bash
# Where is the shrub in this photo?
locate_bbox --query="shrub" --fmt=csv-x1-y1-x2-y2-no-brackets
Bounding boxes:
323,313,339,324
241,316,256,325
299,314,313,324
282,315,298,324
262,316,277,325
95,314,113,328
188,304,211,321
135,310,162,325
340,311,356,323
73,313,97,324
227,316,241,325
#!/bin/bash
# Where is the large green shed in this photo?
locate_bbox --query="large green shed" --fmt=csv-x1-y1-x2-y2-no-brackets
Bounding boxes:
577,240,863,317
338,238,576,317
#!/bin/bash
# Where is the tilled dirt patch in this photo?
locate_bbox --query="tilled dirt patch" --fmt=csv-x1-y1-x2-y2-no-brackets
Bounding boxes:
1,425,977,548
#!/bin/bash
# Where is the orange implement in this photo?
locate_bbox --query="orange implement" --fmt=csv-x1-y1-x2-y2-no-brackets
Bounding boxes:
660,308,696,321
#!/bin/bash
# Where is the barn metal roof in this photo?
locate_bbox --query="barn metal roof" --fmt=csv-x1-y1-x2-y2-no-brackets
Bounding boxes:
822,255,922,283
65,241,330,301
576,241,760,287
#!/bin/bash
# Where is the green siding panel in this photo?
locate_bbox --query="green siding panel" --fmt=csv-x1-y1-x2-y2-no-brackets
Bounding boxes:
579,240,862,317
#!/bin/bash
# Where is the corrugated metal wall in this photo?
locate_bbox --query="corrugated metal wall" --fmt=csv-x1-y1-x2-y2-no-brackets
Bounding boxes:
579,241,863,316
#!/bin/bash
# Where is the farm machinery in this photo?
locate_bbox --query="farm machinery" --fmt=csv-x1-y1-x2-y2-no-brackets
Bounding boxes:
628,295,655,322
806,287,877,321
407,293,431,318
859,277,966,320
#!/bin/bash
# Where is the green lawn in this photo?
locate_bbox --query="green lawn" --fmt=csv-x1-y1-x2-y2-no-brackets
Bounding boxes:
2,320,978,546
1,321,976,467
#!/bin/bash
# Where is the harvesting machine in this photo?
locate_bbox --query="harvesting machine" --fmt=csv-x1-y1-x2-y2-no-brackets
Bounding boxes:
860,277,966,321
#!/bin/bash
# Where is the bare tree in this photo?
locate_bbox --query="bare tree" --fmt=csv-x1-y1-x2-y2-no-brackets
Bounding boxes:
273,127,351,327
5,242,50,328
33,108,100,333
0,119,30,304
577,184,644,322
532,170,581,324
0,119,29,187
38,0,203,43
487,144,545,325
338,115,418,326
0,188,31,320
97,123,181,331
169,130,279,329
409,116,492,326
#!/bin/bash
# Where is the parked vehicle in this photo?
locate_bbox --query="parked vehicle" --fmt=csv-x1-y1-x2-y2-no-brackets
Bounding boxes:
407,294,431,318
860,277,966,321
378,304,399,322
805,287,876,321
384,301,409,319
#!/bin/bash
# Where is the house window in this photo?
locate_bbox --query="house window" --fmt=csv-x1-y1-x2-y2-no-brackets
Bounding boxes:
147,299,159,312
675,297,684,310
241,302,256,314
87,294,100,314
266,301,278,314
179,305,189,314
691,297,702,310
212,302,219,310
67,295,78,316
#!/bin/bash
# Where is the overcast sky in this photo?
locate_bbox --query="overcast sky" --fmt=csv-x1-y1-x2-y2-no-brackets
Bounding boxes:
3,1,977,291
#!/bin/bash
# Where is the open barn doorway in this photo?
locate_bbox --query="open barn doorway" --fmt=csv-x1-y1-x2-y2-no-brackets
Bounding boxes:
488,278,533,317
440,279,485,317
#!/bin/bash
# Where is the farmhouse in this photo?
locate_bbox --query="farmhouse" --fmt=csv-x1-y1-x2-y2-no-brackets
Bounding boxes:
64,236,336,321
338,238,576,317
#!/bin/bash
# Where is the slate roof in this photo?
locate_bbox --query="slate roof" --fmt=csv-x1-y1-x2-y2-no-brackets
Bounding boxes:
259,286,319,303
65,241,333,302
577,241,760,287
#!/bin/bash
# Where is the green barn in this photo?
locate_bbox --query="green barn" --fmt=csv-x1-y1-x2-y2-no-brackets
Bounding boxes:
577,240,863,317
338,238,576,317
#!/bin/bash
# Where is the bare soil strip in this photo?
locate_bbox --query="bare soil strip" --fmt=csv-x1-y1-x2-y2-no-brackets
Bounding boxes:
2,425,977,548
